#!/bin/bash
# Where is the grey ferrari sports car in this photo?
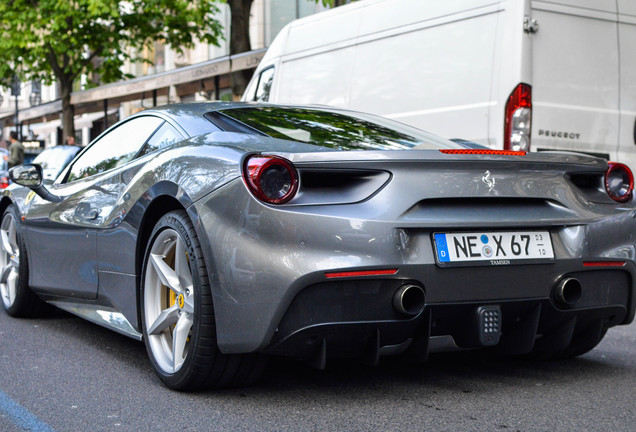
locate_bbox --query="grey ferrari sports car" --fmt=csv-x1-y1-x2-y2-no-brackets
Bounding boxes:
2,102,635,390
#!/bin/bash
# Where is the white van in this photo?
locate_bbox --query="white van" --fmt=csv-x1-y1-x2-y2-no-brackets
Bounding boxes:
243,0,636,167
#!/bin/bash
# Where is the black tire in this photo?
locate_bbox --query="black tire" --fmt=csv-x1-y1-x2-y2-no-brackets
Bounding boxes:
0,204,47,317
140,210,266,390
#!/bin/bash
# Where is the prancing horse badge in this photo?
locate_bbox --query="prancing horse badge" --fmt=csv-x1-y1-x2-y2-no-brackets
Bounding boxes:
482,170,495,192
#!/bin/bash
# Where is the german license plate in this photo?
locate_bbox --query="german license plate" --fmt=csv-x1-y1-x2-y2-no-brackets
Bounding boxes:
433,231,554,266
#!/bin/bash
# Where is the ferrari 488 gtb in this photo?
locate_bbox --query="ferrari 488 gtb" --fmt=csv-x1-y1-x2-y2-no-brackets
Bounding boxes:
2,103,635,390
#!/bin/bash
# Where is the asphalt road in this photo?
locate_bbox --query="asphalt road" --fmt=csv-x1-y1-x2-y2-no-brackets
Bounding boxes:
1,307,635,432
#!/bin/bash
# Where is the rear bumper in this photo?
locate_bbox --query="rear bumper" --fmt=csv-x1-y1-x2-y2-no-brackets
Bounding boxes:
194,180,636,354
263,265,632,362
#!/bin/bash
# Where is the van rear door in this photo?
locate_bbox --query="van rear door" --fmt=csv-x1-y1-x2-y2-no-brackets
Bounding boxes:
275,6,363,107
350,0,501,145
531,0,619,159
617,1,636,169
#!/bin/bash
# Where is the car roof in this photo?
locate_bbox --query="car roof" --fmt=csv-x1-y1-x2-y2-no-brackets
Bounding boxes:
126,102,364,137
124,102,247,136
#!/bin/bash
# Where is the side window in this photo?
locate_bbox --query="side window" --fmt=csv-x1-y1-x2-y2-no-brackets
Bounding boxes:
243,75,259,102
254,67,275,102
65,116,163,183
138,122,184,156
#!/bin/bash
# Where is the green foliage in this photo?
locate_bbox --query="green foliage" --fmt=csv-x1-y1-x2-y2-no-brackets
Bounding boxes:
221,107,421,151
0,0,224,87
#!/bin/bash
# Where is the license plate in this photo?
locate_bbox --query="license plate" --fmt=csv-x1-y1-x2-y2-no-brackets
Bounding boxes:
433,231,554,266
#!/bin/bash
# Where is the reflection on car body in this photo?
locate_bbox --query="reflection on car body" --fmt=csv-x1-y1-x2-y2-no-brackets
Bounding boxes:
0,102,634,391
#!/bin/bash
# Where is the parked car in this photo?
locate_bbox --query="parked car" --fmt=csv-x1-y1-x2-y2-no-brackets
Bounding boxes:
0,148,9,189
31,145,81,182
243,0,636,168
0,144,78,187
1,102,634,390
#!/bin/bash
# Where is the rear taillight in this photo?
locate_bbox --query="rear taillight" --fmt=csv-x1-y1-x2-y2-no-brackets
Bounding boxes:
605,162,633,203
243,155,298,204
0,176,9,189
504,83,532,152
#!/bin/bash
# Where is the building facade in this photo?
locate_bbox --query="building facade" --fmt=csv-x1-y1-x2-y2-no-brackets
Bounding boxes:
0,0,331,153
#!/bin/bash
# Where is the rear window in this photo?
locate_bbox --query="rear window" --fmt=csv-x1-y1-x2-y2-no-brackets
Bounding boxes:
212,107,459,151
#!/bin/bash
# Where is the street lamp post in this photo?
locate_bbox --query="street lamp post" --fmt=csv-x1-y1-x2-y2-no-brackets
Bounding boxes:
10,75,21,141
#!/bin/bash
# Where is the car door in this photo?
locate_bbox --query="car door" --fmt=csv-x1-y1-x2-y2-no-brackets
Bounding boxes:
530,0,619,157
24,116,163,299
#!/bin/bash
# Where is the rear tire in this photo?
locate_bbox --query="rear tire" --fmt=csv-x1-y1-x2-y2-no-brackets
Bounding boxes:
0,205,46,317
140,210,266,390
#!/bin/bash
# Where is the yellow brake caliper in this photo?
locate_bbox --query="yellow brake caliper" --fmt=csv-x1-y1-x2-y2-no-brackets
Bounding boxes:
166,251,191,341
185,251,190,342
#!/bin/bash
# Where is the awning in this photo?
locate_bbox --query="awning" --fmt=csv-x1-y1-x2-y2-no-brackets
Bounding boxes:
31,119,60,136
71,48,266,106
32,109,118,136
0,48,266,126
0,99,63,124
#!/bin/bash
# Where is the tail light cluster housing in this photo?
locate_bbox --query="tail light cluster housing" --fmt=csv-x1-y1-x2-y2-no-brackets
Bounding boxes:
243,155,299,204
605,162,633,203
504,83,532,152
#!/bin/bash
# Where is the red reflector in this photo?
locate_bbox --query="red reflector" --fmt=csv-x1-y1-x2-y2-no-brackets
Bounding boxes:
440,149,527,156
324,269,398,278
583,261,626,267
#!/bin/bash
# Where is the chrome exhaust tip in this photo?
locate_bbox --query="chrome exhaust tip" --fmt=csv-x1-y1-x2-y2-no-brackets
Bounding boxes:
554,277,582,307
393,284,425,316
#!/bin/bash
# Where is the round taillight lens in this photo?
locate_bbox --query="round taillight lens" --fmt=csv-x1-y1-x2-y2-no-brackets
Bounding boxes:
243,155,298,204
605,162,634,203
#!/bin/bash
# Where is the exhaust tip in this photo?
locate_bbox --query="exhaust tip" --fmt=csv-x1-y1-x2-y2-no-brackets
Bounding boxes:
554,277,582,307
393,284,425,316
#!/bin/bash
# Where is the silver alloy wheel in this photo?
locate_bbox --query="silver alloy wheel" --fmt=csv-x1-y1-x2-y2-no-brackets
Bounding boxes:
0,212,20,309
144,228,195,374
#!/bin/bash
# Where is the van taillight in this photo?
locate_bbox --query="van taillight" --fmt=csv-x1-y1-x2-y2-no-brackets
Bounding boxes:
504,83,532,151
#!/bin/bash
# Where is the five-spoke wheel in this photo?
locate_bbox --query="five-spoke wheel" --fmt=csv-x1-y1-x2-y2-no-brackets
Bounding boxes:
0,209,20,310
141,210,265,390
143,227,195,374
0,205,43,317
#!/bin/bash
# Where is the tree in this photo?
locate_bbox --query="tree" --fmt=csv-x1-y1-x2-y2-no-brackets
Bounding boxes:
227,0,342,99
0,0,224,138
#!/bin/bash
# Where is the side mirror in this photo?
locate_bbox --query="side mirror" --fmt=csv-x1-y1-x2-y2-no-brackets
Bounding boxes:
9,163,62,203
9,164,43,188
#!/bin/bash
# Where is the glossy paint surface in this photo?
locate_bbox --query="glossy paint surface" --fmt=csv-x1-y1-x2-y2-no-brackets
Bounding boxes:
1,102,634,353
